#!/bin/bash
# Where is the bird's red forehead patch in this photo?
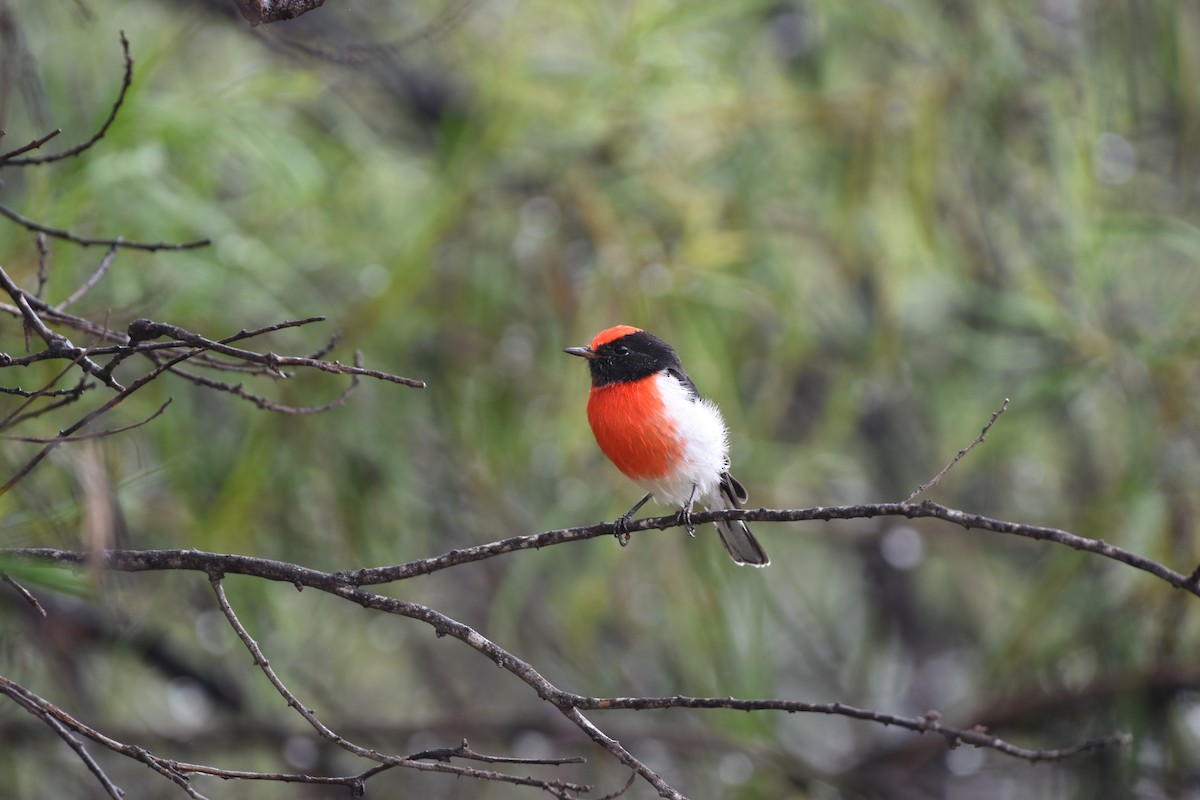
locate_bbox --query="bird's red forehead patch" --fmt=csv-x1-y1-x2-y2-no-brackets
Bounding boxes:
590,325,642,350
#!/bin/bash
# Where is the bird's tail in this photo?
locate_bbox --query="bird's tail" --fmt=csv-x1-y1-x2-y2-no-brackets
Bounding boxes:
709,473,770,567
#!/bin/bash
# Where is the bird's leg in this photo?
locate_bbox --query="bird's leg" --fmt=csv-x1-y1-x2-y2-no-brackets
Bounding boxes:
678,483,698,537
614,492,653,546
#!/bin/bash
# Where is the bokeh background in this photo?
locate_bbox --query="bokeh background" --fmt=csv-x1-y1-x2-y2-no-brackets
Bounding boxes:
2,1,1200,797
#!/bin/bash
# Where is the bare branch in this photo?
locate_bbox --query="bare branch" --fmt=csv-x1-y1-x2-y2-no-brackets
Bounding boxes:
561,706,682,799
34,234,49,298
0,367,93,430
0,674,586,798
55,244,119,311
0,129,62,162
0,675,210,799
409,739,585,767
0,295,126,345
208,575,589,796
303,329,342,360
0,266,121,390
1,680,124,799
906,398,1010,502
0,203,211,251
1,571,47,616
159,364,360,414
125,317,426,387
3,32,132,166
0,507,1135,800
0,346,203,495
1,398,171,443
0,352,99,431
567,697,1131,763
11,499,1199,600
0,271,422,490
0,267,422,465
0,383,86,399
593,770,637,800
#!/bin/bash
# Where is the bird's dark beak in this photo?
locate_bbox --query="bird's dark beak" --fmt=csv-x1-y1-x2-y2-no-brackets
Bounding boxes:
563,345,597,360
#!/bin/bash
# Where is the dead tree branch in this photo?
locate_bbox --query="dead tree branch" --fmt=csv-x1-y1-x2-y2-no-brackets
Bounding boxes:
1,33,132,167
3,495,1144,800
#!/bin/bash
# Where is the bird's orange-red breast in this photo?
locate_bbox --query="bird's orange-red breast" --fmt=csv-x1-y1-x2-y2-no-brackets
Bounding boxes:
565,326,769,567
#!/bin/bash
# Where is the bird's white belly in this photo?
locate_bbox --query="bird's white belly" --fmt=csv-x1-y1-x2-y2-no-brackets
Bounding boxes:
636,371,730,508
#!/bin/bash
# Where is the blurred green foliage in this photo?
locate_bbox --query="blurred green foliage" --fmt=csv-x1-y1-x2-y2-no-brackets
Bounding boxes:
2,0,1200,797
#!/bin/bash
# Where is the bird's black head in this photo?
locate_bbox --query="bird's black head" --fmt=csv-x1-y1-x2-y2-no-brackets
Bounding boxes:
564,326,684,387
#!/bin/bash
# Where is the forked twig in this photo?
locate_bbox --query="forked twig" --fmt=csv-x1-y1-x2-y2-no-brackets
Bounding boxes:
0,347,203,496
905,398,1009,502
0,675,209,799
3,688,124,799
3,33,133,167
207,575,589,796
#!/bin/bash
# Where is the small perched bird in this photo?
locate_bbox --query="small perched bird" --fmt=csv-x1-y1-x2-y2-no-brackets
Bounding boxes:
565,325,769,567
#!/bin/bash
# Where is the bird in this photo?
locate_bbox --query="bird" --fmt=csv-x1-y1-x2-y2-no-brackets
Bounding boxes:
564,325,770,567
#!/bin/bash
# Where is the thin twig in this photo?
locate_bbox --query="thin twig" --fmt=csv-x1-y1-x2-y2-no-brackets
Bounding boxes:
0,384,84,398
905,398,1009,502
207,576,588,796
1,398,171,443
304,330,342,360
0,347,203,495
0,572,47,616
125,318,426,387
0,129,62,162
2,287,129,342
409,739,584,766
562,706,682,799
0,675,209,799
34,234,49,299
1,378,93,429
56,244,119,311
0,369,89,407
0,353,96,431
0,265,122,390
155,364,357,413
567,697,1131,763
1,683,124,798
4,32,133,167
0,202,210,251
0,674,585,798
593,770,637,800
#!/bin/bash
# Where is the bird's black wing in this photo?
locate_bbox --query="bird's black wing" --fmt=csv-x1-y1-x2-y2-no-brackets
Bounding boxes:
666,366,703,402
721,471,749,504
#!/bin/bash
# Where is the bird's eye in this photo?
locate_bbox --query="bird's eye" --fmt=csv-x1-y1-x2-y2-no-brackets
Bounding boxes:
613,345,630,356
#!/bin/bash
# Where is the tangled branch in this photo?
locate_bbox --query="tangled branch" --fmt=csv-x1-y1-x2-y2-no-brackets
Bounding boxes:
0,269,424,494
0,31,425,495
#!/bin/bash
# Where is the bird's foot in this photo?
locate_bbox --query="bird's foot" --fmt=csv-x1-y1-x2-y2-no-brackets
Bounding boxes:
613,513,633,547
677,506,697,538
679,484,698,537
612,492,652,547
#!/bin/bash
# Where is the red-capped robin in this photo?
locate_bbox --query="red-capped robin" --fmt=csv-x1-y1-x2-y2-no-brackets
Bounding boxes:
565,325,770,567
